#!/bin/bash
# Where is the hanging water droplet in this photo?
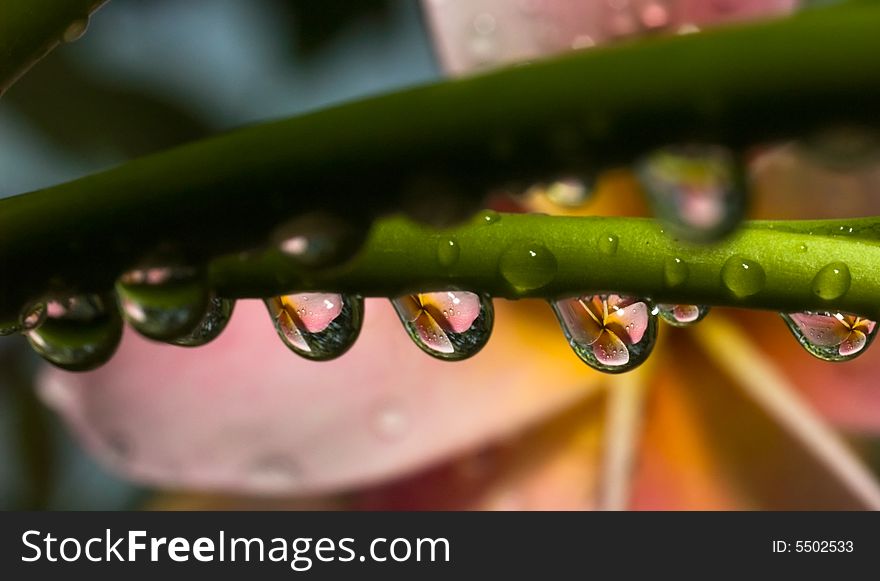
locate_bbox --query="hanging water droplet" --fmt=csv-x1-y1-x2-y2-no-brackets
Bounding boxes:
272,211,368,268
721,255,766,298
392,291,493,361
811,262,851,301
551,294,658,373
20,302,47,331
62,18,89,43
638,144,745,242
266,293,363,361
437,237,461,268
598,234,619,256
663,257,689,288
171,297,235,347
116,266,210,341
26,293,123,371
499,241,557,293
781,311,877,362
657,304,710,327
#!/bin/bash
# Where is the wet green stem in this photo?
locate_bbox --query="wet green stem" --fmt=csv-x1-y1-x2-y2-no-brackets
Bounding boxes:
211,213,880,319
0,0,105,96
3,2,880,320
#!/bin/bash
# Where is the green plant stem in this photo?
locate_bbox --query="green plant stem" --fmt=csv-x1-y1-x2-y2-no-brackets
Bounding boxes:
0,0,104,96
210,214,880,318
4,2,880,320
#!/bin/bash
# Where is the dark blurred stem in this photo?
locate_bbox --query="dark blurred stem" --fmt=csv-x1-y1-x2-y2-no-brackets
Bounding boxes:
0,0,107,97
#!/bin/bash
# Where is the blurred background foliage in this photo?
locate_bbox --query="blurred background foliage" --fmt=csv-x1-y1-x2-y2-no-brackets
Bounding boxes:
0,0,436,510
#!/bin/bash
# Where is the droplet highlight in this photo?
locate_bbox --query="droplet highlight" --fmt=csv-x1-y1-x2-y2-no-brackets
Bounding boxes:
266,293,363,361
657,304,710,327
551,294,658,373
117,266,210,341
598,234,619,256
499,242,557,293
721,255,766,299
171,297,235,347
638,144,745,242
781,311,877,362
26,293,123,372
392,291,493,361
811,262,851,301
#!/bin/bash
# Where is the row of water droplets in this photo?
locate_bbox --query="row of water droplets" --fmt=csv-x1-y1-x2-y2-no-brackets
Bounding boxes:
2,143,875,370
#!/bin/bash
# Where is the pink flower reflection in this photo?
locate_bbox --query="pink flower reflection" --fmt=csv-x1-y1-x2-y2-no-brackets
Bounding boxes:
394,291,482,354
558,295,649,366
789,312,877,357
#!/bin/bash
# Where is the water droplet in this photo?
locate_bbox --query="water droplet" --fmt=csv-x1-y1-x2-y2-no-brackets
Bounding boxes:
480,210,501,225
638,144,745,242
26,293,123,371
811,262,851,301
266,293,363,361
392,291,493,361
598,234,619,256
437,238,460,268
781,311,877,362
657,304,710,327
499,242,557,293
551,294,658,373
117,266,210,341
273,211,368,268
20,302,47,331
721,255,766,298
171,297,235,347
62,18,89,43
663,257,689,288
798,243,808,253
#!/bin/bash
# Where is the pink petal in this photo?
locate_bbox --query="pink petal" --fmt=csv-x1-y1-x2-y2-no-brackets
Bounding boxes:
788,312,850,347
591,330,630,366
605,300,649,345
556,297,604,345
283,293,343,334
839,330,867,358
412,311,455,354
37,299,600,495
419,291,482,334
